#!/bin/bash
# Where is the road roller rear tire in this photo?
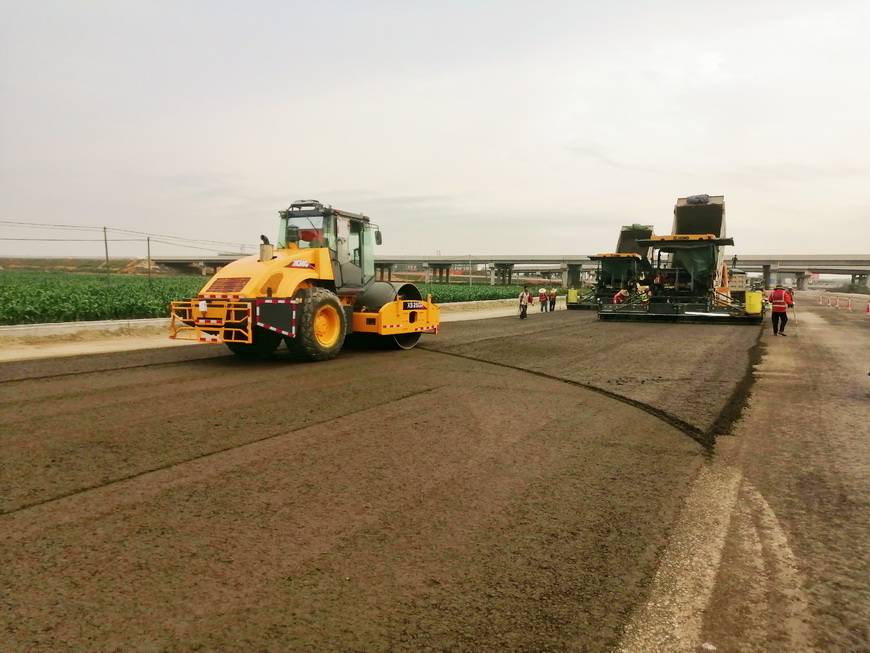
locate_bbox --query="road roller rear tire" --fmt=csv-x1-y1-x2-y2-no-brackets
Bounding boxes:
296,287,347,361
226,326,282,359
391,332,421,350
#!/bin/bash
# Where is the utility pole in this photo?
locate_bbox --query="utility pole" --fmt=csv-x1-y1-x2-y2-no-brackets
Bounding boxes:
147,236,152,284
103,226,110,274
468,254,472,286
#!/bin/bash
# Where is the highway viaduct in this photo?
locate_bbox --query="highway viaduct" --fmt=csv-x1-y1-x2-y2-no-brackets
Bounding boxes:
152,254,870,289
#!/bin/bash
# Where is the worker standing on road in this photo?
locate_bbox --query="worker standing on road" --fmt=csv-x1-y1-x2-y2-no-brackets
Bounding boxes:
548,286,558,312
538,287,548,312
519,286,532,319
768,284,794,336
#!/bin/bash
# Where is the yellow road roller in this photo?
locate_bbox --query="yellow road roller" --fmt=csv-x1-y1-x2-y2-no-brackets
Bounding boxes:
170,200,439,360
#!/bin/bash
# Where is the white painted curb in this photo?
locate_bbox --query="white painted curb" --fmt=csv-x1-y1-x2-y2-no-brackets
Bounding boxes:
0,318,169,338
0,297,557,341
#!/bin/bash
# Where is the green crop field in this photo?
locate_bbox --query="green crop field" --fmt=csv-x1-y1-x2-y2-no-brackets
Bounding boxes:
0,272,205,325
0,271,562,325
415,283,542,303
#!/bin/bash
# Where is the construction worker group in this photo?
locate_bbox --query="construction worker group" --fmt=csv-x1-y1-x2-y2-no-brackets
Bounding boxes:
518,286,557,319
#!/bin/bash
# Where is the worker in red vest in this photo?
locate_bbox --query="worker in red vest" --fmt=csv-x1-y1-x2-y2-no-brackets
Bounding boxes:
518,286,533,319
768,284,794,336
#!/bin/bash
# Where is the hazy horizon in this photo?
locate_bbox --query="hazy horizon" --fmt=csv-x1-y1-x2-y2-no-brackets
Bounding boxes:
2,1,869,259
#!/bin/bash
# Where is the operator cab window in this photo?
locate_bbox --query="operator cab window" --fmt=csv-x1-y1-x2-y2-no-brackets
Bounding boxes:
349,222,362,266
361,225,376,282
334,218,375,286
278,214,336,250
336,217,364,287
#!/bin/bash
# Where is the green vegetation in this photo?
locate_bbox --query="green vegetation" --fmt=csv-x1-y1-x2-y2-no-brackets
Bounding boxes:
415,283,562,303
0,272,204,325
0,272,562,325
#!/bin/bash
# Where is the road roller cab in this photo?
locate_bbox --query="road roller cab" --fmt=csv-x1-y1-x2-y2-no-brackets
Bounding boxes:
169,200,439,360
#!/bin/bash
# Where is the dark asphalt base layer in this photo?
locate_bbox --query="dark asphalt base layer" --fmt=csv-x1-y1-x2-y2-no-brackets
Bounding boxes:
0,311,759,651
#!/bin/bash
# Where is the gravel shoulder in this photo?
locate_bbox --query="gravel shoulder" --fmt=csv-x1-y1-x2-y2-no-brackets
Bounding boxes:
699,301,870,651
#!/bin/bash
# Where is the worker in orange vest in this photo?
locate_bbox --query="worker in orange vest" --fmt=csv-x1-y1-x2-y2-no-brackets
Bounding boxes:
768,284,794,336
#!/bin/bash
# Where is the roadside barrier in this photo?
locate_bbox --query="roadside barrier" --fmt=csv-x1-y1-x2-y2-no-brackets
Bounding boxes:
820,295,866,313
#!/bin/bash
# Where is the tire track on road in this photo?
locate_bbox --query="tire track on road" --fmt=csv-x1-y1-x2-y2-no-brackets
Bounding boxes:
0,385,444,518
422,322,763,450
419,346,714,449
0,350,227,385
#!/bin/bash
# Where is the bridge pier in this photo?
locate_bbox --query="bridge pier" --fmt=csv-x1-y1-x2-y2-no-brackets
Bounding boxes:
428,263,452,284
375,263,394,281
762,265,771,289
565,263,583,289
852,273,870,288
493,263,514,285
796,272,809,291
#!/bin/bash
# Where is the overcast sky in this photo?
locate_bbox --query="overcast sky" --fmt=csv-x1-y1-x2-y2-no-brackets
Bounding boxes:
2,0,869,259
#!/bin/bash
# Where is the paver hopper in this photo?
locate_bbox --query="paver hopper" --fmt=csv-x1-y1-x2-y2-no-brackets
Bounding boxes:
598,195,764,323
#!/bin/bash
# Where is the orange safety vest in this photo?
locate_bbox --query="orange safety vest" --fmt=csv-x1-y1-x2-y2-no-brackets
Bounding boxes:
769,289,792,313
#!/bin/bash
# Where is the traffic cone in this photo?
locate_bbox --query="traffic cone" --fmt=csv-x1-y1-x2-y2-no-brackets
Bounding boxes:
848,298,853,311
865,301,870,315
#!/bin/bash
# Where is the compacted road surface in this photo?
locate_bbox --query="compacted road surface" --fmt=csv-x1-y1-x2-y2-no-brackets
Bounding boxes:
1,302,866,651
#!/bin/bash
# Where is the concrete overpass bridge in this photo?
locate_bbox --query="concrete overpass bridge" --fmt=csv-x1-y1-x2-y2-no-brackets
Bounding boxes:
152,253,870,289
728,256,870,288
373,254,870,288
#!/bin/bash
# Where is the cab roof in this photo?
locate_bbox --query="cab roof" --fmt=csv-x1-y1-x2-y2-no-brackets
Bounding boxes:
281,199,370,223
637,234,735,251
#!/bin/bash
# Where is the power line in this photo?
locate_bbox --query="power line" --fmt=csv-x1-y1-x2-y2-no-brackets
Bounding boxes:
0,219,254,251
0,220,101,232
0,237,145,242
109,227,253,250
148,238,245,253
